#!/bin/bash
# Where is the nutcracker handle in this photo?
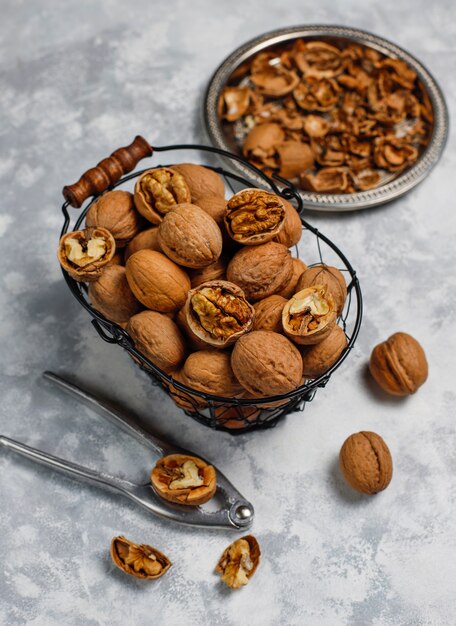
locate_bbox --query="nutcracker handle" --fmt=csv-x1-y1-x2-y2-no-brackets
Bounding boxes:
62,135,153,208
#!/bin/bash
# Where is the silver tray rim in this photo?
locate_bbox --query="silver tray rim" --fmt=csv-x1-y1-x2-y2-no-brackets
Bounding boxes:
204,24,449,212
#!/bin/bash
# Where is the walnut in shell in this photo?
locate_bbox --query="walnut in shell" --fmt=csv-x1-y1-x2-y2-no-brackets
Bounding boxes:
178,350,244,399
110,536,171,580
277,258,308,299
158,203,223,268
171,163,225,202
339,431,393,495
85,190,141,248
231,330,303,397
253,295,287,333
126,250,190,313
88,265,142,324
189,257,227,289
273,198,303,248
224,188,286,245
369,332,428,396
283,286,337,345
301,324,348,378
297,264,347,316
134,167,191,224
227,242,293,301
215,535,260,589
214,404,261,430
183,280,254,348
124,227,161,261
127,310,187,373
151,454,216,506
195,195,227,225
58,227,115,282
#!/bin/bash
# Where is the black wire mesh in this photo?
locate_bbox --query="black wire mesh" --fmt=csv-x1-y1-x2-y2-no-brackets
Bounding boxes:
60,143,362,434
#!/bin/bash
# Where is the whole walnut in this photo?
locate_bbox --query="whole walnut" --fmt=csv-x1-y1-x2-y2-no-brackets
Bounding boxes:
195,195,227,225
171,163,225,202
126,250,190,313
231,330,303,397
273,198,303,248
85,190,142,248
253,295,287,333
339,431,393,495
88,265,142,324
227,242,293,301
297,264,347,316
301,324,348,378
127,310,187,373
125,228,161,261
158,203,223,269
179,350,244,398
190,257,227,288
277,258,308,299
369,332,428,396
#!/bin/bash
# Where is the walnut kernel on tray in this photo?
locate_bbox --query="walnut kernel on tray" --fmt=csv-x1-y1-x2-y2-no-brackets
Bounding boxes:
218,39,433,193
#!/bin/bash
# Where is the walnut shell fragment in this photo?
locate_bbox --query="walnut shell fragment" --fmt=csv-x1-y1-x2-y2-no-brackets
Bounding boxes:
171,163,225,203
215,535,260,589
134,167,191,224
88,265,142,324
369,332,428,396
127,310,187,373
85,190,142,248
231,330,303,397
218,86,253,121
297,264,347,316
276,141,315,179
339,431,393,495
243,123,285,163
227,242,293,301
184,280,254,348
126,250,190,313
301,324,348,378
224,188,286,245
110,536,171,580
58,227,115,282
158,203,223,268
282,286,337,345
151,454,216,506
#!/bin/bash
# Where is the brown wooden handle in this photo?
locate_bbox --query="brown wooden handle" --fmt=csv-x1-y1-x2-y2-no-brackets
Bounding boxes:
62,135,153,207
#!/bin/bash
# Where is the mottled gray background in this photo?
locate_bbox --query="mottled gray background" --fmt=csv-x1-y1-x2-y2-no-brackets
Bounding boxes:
0,1,455,625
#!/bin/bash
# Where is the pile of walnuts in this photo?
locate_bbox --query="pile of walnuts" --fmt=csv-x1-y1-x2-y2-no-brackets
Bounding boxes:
218,40,433,193
58,163,350,424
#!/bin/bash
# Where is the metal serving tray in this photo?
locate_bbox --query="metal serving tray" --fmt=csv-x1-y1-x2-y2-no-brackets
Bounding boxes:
204,25,448,212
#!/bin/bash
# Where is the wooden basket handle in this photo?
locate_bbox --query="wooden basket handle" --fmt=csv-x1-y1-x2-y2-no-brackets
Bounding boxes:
62,135,153,207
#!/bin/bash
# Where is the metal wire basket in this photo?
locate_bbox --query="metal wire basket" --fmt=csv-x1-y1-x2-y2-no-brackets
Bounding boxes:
60,142,363,433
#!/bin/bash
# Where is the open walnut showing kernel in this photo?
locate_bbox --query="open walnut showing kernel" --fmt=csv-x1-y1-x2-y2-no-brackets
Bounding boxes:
282,285,336,345
151,454,217,506
134,167,191,224
58,227,115,282
224,188,286,245
184,280,254,348
215,535,260,589
110,536,171,580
